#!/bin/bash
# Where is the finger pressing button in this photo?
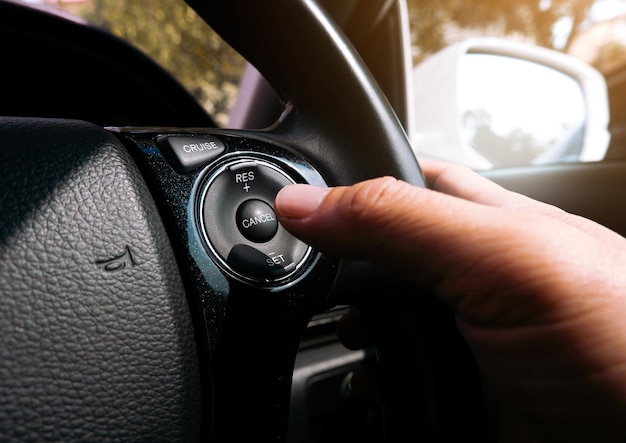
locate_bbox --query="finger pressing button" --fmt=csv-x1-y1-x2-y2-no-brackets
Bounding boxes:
236,199,279,243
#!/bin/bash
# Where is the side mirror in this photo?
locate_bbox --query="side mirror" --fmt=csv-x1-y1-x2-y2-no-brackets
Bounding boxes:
410,37,610,170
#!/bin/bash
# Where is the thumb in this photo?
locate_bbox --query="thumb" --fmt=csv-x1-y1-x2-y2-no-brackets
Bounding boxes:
274,176,506,290
274,176,616,325
275,177,423,265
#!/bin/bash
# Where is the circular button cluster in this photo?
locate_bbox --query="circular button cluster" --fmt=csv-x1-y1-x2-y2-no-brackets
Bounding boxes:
198,158,313,284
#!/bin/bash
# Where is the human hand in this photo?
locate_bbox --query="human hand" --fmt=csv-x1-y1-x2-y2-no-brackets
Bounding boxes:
275,160,626,442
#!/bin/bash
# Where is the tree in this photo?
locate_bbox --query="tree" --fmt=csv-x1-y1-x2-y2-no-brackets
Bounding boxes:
406,0,595,59
61,0,246,126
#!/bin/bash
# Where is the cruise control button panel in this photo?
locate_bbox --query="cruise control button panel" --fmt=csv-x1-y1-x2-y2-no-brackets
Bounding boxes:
198,157,314,285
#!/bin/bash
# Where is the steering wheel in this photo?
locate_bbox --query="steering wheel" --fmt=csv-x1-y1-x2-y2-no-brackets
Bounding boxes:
0,0,487,441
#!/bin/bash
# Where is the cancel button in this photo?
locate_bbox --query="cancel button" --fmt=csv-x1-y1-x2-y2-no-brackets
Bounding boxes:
236,199,278,243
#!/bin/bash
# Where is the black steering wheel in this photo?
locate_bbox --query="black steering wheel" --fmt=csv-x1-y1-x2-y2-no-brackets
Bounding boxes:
0,0,487,441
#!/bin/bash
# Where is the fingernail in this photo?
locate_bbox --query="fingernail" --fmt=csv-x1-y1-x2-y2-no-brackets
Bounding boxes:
275,184,331,219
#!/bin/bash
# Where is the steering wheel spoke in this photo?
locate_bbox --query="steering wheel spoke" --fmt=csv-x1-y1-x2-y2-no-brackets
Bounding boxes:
113,126,340,440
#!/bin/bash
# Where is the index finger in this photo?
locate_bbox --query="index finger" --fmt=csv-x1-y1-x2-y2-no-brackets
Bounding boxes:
419,159,620,243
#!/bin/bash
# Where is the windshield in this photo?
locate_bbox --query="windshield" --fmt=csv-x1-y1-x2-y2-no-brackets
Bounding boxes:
19,0,626,132
19,0,246,127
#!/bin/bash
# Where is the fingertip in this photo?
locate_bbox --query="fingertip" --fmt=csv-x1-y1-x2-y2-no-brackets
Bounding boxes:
274,184,331,220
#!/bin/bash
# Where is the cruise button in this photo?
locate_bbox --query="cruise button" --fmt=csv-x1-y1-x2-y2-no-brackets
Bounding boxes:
236,199,278,243
157,135,226,172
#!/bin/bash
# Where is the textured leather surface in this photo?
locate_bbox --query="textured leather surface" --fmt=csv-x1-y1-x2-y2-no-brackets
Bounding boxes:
0,118,201,441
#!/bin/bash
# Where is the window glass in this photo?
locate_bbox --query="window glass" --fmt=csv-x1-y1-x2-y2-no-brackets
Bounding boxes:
21,0,246,127
406,0,626,70
406,0,625,169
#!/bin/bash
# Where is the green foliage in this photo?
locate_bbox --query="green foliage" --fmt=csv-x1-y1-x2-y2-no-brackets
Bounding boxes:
53,0,602,123
406,0,595,60
66,0,246,126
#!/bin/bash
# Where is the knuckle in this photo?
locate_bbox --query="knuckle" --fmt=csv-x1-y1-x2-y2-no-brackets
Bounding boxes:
344,176,407,225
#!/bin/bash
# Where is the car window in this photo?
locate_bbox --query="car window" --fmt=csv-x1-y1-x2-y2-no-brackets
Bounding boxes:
20,0,626,170
406,0,626,64
19,0,246,127
406,0,626,169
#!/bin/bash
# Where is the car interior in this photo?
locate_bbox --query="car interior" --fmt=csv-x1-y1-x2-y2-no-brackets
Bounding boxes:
2,0,626,442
